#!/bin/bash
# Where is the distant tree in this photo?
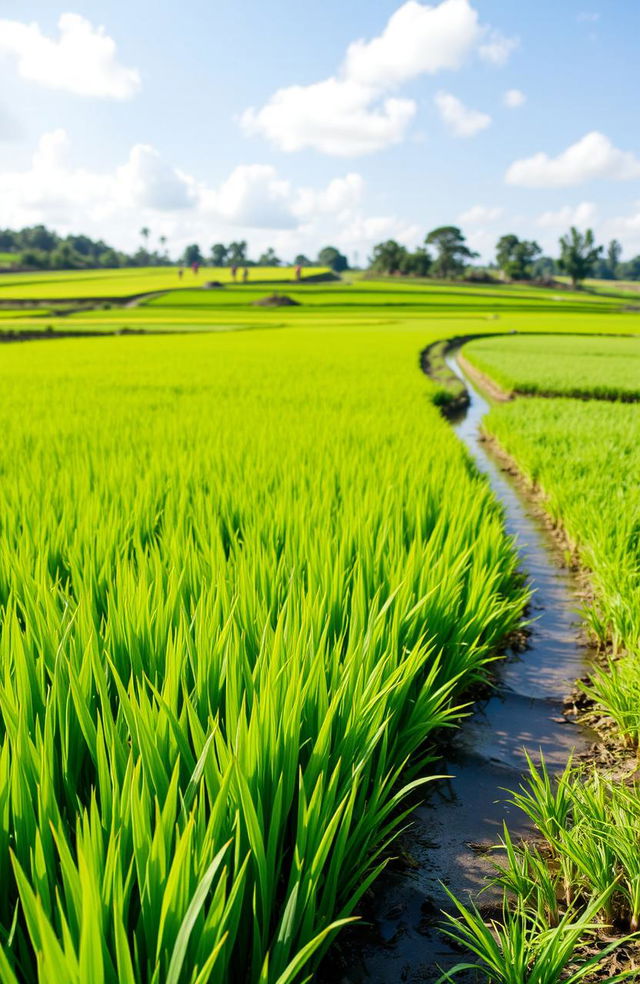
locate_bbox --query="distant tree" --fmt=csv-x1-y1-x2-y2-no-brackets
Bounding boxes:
400,247,432,277
211,243,228,266
22,225,59,252
531,255,557,281
183,243,204,266
228,240,248,265
425,226,477,279
607,238,622,279
369,240,408,275
20,248,51,269
49,242,86,269
317,245,349,272
495,234,541,280
258,247,281,266
620,255,640,280
294,253,311,266
558,227,603,288
99,248,121,268
0,229,16,250
159,235,168,259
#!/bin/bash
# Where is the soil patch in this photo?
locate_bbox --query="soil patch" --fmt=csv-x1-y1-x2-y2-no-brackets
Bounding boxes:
252,293,300,308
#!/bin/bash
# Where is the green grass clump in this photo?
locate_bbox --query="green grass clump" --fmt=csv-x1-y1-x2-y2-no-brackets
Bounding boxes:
440,758,640,984
464,334,640,401
0,329,526,983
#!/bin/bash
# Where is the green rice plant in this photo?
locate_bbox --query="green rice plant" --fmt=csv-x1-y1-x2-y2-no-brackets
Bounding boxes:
438,886,636,984
491,826,562,928
581,660,640,752
0,329,529,982
464,334,640,401
505,753,578,851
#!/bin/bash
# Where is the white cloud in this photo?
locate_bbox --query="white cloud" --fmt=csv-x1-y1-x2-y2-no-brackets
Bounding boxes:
577,11,600,22
603,204,640,254
0,129,408,260
198,164,296,228
343,0,482,86
503,88,525,108
242,0,514,156
0,12,140,99
478,29,519,65
536,202,597,229
434,90,491,137
293,173,364,219
116,146,195,210
0,103,21,140
506,131,640,188
241,79,416,156
458,204,503,223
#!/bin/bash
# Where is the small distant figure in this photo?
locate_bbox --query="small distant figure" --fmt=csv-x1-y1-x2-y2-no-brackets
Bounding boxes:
192,261,200,276
231,265,238,282
295,264,302,282
178,268,184,279
242,267,249,283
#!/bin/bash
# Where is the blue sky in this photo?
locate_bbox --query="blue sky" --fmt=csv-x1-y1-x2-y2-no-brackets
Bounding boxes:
1,0,639,262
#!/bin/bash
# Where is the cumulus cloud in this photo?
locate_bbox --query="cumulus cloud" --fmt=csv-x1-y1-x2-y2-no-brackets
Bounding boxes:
536,202,597,229
0,129,408,260
478,29,519,65
503,88,525,108
434,90,491,137
343,0,482,86
506,132,640,188
116,146,195,210
458,204,503,223
241,79,416,156
242,0,515,156
0,12,140,99
602,204,640,254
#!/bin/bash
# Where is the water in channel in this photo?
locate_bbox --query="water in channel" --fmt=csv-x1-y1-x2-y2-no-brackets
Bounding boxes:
336,351,593,983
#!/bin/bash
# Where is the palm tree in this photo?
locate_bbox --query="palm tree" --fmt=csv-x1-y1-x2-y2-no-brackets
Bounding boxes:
140,227,150,265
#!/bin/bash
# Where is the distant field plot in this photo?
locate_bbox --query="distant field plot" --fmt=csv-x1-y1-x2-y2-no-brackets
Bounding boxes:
464,333,640,400
0,280,639,345
0,265,329,300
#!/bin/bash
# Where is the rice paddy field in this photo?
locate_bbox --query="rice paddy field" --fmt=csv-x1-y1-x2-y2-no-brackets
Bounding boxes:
0,272,639,982
0,266,328,301
463,333,640,400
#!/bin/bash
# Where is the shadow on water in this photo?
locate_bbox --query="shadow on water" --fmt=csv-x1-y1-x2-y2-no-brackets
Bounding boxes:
331,350,593,983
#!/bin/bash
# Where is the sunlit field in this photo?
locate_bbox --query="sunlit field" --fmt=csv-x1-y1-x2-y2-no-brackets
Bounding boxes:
0,270,639,982
0,265,329,300
464,333,640,399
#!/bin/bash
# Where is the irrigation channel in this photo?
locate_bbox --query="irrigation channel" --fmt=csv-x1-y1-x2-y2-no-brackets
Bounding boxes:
336,349,595,983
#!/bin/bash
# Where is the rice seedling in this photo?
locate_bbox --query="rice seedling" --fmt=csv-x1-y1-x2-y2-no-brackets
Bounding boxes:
438,887,636,984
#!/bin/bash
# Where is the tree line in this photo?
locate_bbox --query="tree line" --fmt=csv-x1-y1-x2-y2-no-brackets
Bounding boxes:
367,225,640,286
2,221,639,287
0,225,351,274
